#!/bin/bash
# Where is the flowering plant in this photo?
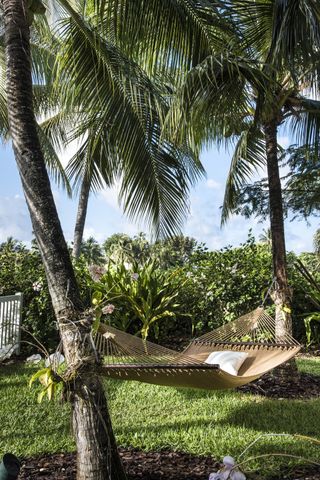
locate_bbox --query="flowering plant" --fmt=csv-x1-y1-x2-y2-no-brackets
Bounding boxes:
209,457,246,480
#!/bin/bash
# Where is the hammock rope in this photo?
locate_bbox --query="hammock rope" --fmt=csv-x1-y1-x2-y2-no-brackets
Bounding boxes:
95,307,301,390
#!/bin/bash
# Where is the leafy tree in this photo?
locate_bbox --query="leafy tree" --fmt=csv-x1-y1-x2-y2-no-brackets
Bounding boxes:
166,0,320,337
103,233,151,265
152,235,205,268
231,145,320,222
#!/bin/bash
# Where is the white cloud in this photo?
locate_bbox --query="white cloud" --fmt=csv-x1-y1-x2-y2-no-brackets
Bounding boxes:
83,227,106,243
0,195,32,242
206,179,221,190
278,136,290,148
99,186,120,210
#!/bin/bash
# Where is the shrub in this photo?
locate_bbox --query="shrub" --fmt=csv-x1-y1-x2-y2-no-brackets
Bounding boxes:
90,257,185,340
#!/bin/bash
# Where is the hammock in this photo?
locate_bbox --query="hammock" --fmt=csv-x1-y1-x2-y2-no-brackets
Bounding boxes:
95,308,301,390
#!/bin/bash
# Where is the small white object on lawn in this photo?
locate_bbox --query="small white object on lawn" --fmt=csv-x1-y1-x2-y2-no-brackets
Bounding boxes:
209,456,246,480
45,352,65,368
26,353,42,364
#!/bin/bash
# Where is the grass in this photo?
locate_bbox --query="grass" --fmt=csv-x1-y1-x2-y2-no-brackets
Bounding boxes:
0,357,319,478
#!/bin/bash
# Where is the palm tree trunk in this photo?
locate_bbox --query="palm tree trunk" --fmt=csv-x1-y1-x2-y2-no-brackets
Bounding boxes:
264,120,292,338
73,176,91,259
3,2,126,479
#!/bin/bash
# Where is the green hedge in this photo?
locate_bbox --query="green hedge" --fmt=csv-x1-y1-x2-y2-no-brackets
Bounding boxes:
1,236,319,351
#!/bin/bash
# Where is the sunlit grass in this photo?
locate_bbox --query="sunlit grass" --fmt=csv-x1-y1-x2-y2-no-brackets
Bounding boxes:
0,358,319,478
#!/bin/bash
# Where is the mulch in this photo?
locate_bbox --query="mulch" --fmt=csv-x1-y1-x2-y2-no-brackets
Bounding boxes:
17,448,320,480
238,370,320,399
16,355,320,479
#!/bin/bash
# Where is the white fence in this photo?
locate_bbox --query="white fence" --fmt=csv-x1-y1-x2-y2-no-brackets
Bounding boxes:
0,293,23,358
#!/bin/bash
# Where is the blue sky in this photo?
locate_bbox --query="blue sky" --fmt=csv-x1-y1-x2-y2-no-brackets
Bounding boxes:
0,138,318,252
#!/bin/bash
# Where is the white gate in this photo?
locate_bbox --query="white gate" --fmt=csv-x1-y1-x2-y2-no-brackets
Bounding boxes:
0,292,23,359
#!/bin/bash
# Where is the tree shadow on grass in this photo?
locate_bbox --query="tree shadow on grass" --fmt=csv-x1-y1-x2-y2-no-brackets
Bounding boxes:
223,397,320,437
116,397,320,439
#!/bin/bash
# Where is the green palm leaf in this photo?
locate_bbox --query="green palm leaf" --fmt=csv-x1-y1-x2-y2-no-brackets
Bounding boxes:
221,127,266,225
96,0,233,78
52,3,204,238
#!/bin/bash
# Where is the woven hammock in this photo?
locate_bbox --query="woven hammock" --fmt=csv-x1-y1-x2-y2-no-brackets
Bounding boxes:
95,308,301,390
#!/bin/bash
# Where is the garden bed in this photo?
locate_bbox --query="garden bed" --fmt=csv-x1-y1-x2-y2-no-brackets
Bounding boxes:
18,449,320,480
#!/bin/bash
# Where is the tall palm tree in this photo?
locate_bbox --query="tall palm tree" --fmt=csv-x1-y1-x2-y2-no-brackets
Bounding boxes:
2,1,230,479
314,229,320,256
166,0,320,337
44,0,232,259
42,1,206,258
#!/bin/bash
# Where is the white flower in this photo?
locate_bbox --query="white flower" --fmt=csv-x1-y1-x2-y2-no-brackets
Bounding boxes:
223,457,236,468
230,471,246,480
209,456,246,480
209,473,223,480
131,272,139,281
32,281,42,292
88,265,105,281
102,304,115,315
209,470,229,480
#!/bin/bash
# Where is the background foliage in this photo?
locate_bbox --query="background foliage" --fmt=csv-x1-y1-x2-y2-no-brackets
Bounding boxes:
1,233,319,352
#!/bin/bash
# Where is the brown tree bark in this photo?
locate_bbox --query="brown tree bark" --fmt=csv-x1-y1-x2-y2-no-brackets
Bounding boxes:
3,2,126,478
73,176,91,259
264,120,292,339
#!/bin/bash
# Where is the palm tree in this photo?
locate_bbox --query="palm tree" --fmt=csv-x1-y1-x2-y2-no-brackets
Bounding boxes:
259,229,272,248
3,4,127,479
314,229,320,256
166,0,320,338
2,1,230,479
44,0,233,259
80,236,104,265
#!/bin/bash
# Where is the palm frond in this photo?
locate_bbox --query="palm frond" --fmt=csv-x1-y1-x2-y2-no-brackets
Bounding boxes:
221,127,266,225
166,53,267,152
95,0,234,79
226,0,320,69
270,0,320,67
36,123,72,195
289,97,320,153
53,3,204,237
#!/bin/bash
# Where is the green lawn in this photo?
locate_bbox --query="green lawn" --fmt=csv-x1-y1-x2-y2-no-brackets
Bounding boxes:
0,357,319,478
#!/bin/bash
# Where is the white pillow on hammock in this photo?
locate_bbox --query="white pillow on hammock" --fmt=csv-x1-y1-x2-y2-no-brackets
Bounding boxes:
205,351,248,376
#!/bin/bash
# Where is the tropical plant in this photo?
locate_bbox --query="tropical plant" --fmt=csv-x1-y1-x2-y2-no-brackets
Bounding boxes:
295,259,320,347
166,0,320,337
103,232,152,266
152,235,205,268
177,236,273,336
43,0,213,259
92,258,184,340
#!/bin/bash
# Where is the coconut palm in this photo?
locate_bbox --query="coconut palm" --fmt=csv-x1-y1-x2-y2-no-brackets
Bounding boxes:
44,0,234,258
2,1,231,479
43,2,206,257
166,0,320,337
314,229,320,256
